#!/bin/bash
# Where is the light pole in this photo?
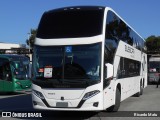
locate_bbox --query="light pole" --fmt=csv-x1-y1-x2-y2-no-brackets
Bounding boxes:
27,32,32,62
27,33,31,53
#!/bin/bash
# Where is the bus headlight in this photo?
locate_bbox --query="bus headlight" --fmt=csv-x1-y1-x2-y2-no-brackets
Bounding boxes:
82,90,100,100
16,82,21,85
32,90,45,99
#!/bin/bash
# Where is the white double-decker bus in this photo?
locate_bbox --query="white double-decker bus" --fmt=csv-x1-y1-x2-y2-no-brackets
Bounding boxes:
32,6,147,111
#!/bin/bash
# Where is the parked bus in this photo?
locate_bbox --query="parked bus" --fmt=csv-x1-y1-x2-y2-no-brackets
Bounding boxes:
0,54,31,92
32,6,147,111
148,56,160,84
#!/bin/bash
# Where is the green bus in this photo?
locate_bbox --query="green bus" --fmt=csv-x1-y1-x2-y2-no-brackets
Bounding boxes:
0,54,31,92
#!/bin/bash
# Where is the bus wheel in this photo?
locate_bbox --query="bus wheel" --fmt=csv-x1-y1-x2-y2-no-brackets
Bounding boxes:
140,83,143,95
107,88,121,112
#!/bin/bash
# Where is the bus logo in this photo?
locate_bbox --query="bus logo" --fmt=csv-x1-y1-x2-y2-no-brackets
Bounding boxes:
125,45,134,54
65,46,72,53
2,112,11,117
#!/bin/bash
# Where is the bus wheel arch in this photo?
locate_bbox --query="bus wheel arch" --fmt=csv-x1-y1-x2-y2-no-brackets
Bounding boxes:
117,83,121,95
134,79,143,97
107,83,121,112
140,79,143,95
143,78,145,88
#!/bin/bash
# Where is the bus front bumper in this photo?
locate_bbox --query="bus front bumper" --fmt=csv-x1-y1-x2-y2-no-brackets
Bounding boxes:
32,91,103,111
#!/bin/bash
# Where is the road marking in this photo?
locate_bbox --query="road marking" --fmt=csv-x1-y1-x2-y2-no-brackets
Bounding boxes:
0,92,31,99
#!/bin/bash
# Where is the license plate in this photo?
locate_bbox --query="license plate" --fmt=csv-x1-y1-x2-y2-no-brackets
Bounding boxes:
56,102,68,107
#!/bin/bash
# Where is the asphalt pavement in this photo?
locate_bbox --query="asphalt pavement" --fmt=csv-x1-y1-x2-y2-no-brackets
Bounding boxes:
0,85,159,120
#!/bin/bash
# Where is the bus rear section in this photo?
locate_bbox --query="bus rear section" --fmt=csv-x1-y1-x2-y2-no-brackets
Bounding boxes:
0,54,31,92
148,56,160,84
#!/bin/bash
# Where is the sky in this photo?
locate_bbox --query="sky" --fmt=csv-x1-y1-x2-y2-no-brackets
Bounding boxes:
0,0,160,44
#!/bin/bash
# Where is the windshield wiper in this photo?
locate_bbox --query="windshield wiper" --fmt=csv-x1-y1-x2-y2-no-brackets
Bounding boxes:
36,77,63,84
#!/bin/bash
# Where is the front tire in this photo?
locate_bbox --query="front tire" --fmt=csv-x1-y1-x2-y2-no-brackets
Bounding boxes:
107,88,121,112
140,83,143,95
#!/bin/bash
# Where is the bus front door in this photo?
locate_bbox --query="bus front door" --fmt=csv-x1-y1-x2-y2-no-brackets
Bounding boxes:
0,80,3,91
3,79,13,92
3,63,13,92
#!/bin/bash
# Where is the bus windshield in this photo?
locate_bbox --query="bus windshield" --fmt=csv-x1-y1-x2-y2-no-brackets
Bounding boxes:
36,8,104,39
33,43,101,88
11,57,30,80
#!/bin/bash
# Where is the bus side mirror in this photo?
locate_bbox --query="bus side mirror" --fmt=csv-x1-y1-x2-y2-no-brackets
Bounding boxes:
6,73,11,81
29,63,32,79
14,63,19,70
6,73,9,78
105,63,113,80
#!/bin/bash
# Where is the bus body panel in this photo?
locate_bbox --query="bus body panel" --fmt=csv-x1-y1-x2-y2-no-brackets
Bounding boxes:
142,53,148,87
103,79,118,109
14,79,31,91
0,55,31,92
116,41,141,62
42,88,85,100
0,80,3,91
35,35,103,46
32,83,104,111
32,6,147,111
1,79,31,92
3,80,13,91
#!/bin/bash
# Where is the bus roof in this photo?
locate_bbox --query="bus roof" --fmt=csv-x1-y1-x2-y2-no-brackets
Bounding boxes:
149,56,160,61
45,6,105,13
42,6,145,42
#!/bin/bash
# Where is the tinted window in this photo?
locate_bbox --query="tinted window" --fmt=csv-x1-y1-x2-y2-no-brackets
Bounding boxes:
105,11,133,46
0,58,8,66
105,11,119,63
105,10,145,52
0,58,12,81
142,40,147,53
131,32,142,50
117,57,140,78
37,8,104,39
32,43,101,88
0,58,8,80
105,11,135,64
10,57,30,80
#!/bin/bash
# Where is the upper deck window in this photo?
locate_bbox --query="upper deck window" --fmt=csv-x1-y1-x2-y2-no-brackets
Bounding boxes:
37,7,104,39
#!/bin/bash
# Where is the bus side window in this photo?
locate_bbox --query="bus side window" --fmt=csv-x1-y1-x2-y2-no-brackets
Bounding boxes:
156,68,160,73
0,59,3,79
0,66,3,79
105,11,119,64
2,62,12,81
117,57,124,79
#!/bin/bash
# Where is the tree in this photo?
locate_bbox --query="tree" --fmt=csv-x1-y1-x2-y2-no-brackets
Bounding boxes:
26,29,37,48
146,35,160,53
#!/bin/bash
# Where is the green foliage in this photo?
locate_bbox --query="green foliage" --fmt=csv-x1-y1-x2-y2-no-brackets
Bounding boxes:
26,29,37,48
146,35,160,52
